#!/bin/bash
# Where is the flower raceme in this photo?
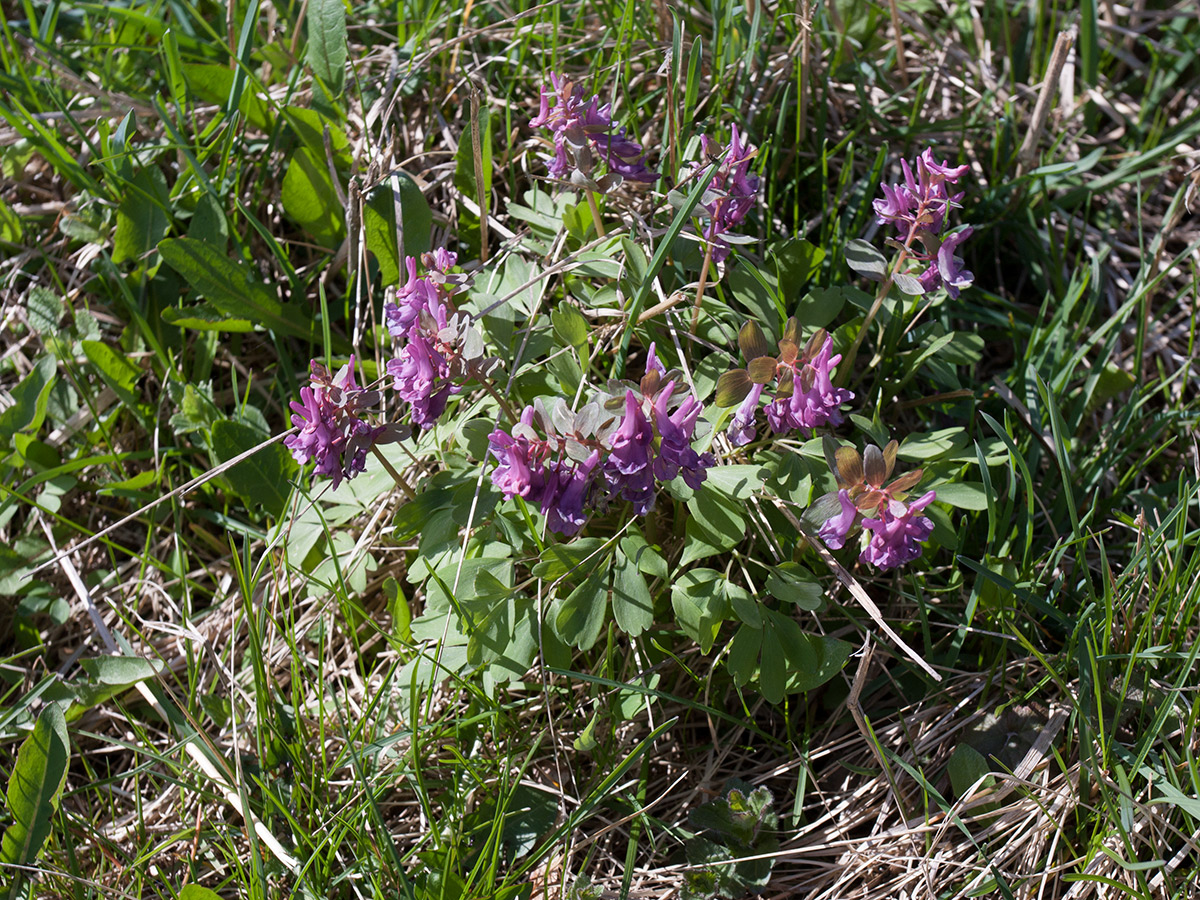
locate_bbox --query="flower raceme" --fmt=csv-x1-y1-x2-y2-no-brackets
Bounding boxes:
285,357,388,489
716,319,853,446
813,437,936,571
531,72,656,190
488,347,714,536
385,250,496,430
873,148,973,298
685,126,761,263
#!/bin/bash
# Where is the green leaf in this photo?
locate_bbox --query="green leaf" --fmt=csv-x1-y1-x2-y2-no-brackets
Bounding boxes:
161,303,255,332
932,482,987,510
553,569,608,651
685,483,748,552
25,287,62,334
306,0,347,96
180,887,224,900
159,237,317,341
670,569,729,654
393,487,453,542
363,172,433,286
0,356,56,440
726,624,761,687
765,562,824,610
551,304,589,355
898,427,969,461
704,465,766,499
844,238,888,282
281,146,345,246
187,192,228,250
947,743,994,800
794,286,848,328
78,655,163,685
532,538,609,581
0,196,22,243
0,705,69,868
210,419,297,518
81,340,143,408
612,551,653,636
772,238,825,300
113,166,171,264
785,627,853,693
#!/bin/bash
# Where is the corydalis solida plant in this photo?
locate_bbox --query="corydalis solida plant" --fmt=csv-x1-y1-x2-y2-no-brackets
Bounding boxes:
530,72,656,191
488,346,714,536
815,437,936,571
716,320,853,446
872,148,973,299
287,249,499,490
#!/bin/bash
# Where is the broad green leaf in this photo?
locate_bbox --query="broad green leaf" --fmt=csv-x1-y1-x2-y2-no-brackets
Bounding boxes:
210,419,297,518
553,569,608,651
0,356,56,440
620,531,668,579
81,340,142,409
947,743,994,800
0,705,69,868
532,538,608,581
24,287,62,334
932,482,988,510
181,64,272,130
794,286,848,328
551,304,589,355
704,465,767,499
363,172,433,286
0,196,22,243
670,569,729,654
306,0,347,96
113,166,171,264
772,238,825,300
612,551,653,636
187,193,228,250
765,562,824,610
78,655,163,685
686,483,747,553
159,237,316,341
785,629,853,693
161,303,255,332
282,106,351,166
393,487,453,542
844,238,888,281
180,887,224,900
898,427,969,461
726,624,761,687
281,146,345,246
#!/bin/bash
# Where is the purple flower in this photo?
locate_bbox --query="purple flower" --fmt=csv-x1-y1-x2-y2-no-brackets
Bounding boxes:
545,451,600,536
608,391,654,476
818,489,859,550
765,335,853,436
531,73,656,187
384,249,469,429
872,148,973,297
859,490,936,570
691,125,760,262
285,356,384,489
728,383,765,447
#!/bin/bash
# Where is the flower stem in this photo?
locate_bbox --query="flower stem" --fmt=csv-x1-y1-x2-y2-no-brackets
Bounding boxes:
371,444,417,500
586,190,606,238
689,242,715,335
836,227,919,389
480,377,519,425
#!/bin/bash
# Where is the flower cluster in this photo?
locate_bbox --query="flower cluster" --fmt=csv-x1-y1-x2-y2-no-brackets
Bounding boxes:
717,320,853,446
814,438,936,571
873,148,973,298
604,347,715,514
488,348,714,536
530,72,657,190
686,126,760,262
285,357,387,489
385,250,494,429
